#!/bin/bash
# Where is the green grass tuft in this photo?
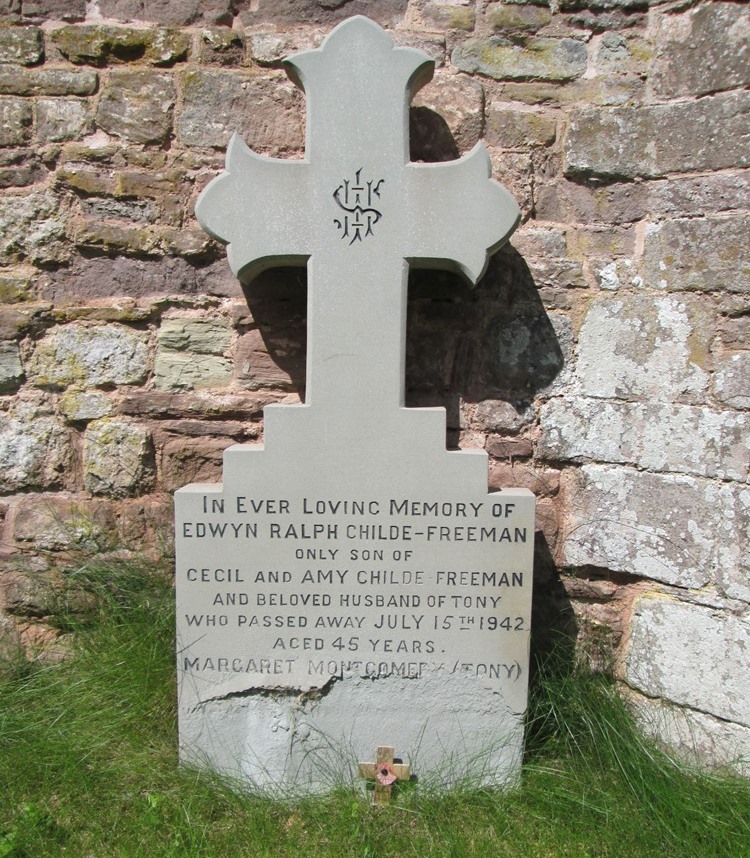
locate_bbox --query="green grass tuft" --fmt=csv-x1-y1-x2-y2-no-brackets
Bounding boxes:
1,569,748,857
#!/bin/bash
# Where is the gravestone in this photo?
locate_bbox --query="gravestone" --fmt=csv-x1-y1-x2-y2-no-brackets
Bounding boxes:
175,16,535,793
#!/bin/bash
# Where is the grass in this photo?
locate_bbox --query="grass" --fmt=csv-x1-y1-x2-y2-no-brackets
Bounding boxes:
1,566,749,857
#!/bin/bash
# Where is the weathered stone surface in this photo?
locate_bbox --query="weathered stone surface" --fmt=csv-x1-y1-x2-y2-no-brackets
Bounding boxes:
488,150,534,221
500,76,644,108
234,327,304,390
535,178,646,224
27,323,149,388
0,66,96,95
52,25,189,66
0,302,50,338
59,389,113,421
720,315,750,351
561,465,737,588
117,389,274,419
629,691,750,776
35,97,93,143
714,353,750,411
489,461,559,497
540,397,749,482
0,340,22,390
565,91,750,179
96,71,175,145
0,96,31,145
642,215,750,294
154,351,233,390
485,104,556,149
626,597,750,729
424,3,475,30
71,217,158,255
158,318,232,354
39,256,242,302
651,3,749,100
471,399,534,434
453,37,587,82
0,399,71,491
0,147,46,187
248,31,286,65
558,0,645,9
576,295,710,404
161,435,227,489
0,191,67,264
593,32,650,77
12,494,115,552
177,70,304,152
486,2,551,32
0,25,42,64
411,74,484,157
235,0,408,27
83,418,154,497
96,0,233,27
0,266,33,302
199,26,245,66
20,0,85,21
486,435,533,459
646,172,750,219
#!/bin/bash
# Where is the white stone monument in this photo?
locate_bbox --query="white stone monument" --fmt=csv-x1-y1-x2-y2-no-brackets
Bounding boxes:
175,16,534,793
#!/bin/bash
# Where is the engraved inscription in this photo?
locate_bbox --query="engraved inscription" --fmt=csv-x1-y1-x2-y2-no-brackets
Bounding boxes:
333,168,384,244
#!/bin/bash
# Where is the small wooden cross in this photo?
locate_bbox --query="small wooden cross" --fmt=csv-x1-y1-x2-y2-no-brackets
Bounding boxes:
358,745,411,803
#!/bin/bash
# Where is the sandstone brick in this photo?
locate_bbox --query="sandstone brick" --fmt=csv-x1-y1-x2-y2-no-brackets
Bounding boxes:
161,435,227,490
235,0,407,27
558,0,645,9
0,340,22,390
486,2,551,32
472,399,534,433
28,323,149,389
539,397,748,482
0,24,42,64
38,256,242,302
96,70,175,145
0,190,66,264
0,147,45,187
561,465,737,588
411,74,483,158
200,26,245,66
642,215,750,294
51,25,189,67
720,316,750,350
0,96,30,145
646,172,750,219
535,178,646,224
501,76,644,108
486,435,533,459
13,494,115,552
651,3,749,100
593,32,650,76
158,318,232,354
35,97,92,143
452,36,587,82
488,150,533,221
488,461,559,496
713,353,750,411
97,0,233,27
177,70,304,152
485,104,556,149
20,0,85,21
83,418,154,498
248,31,287,65
0,302,49,338
424,3,475,31
71,218,158,255
59,389,113,421
568,8,646,32
629,692,750,777
0,399,71,491
565,91,750,179
154,351,233,391
116,389,274,419
576,295,710,404
0,66,96,95
0,266,33,302
234,327,305,391
626,597,750,728
79,196,157,224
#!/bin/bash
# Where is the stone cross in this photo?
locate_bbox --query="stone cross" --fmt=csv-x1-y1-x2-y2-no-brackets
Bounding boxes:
358,745,411,803
196,15,520,420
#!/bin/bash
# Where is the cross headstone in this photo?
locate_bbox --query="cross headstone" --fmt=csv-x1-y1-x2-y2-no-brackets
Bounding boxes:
175,16,535,793
358,746,411,803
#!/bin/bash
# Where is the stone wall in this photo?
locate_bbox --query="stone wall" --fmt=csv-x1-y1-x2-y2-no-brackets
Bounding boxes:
0,0,748,771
